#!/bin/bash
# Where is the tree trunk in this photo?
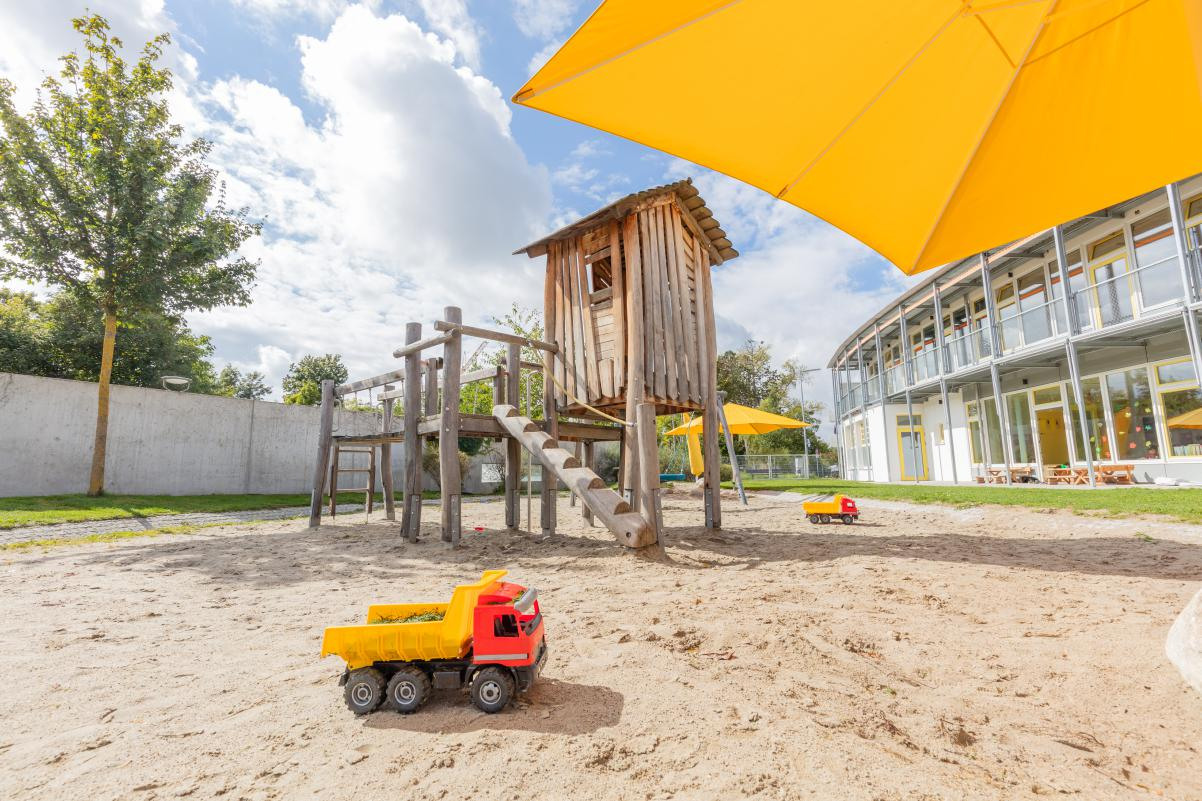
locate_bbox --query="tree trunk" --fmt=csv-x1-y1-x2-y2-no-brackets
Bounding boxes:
87,308,118,496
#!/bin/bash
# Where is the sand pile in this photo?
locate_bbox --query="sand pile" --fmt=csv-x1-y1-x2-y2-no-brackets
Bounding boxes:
1,494,1200,800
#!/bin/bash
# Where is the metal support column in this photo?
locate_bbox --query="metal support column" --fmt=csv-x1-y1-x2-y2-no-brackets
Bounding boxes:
1053,224,1096,488
1166,182,1202,387
831,368,845,479
980,254,1013,484
874,323,887,400
933,281,958,483
898,306,922,482
1063,338,1096,487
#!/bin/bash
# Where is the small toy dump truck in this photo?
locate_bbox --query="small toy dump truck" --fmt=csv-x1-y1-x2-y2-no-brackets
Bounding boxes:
803,494,859,525
321,569,546,715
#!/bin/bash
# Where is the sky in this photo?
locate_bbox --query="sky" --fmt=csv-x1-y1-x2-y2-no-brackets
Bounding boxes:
0,0,921,428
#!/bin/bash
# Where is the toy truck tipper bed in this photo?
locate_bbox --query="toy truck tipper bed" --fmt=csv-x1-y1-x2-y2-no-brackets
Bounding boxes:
321,570,546,715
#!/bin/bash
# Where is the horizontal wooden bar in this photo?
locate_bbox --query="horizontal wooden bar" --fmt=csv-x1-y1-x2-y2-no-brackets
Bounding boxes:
556,420,624,442
338,370,404,396
391,333,452,359
434,320,558,353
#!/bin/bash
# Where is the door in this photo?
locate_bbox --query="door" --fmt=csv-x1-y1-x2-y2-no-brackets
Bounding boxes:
1036,407,1070,466
897,416,928,481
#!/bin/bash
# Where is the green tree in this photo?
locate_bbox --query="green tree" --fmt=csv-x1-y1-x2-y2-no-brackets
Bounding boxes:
716,340,793,408
282,353,348,404
0,16,260,494
1,288,220,392
216,364,270,400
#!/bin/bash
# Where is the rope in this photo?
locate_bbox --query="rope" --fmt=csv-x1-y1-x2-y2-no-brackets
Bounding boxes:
544,363,633,427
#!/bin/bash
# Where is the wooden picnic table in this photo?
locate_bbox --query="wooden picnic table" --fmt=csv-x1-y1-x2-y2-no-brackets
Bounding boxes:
1097,464,1135,484
1044,466,1089,485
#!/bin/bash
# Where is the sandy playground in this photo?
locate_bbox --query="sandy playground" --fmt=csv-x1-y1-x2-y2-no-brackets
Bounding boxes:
1,492,1201,801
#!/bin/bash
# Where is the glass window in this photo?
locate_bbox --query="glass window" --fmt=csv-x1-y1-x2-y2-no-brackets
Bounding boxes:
969,418,984,464
1131,209,1181,309
1017,269,1052,344
1157,360,1196,385
982,399,1003,464
1106,368,1159,460
1033,385,1061,406
1091,232,1125,260
1051,250,1088,332
896,414,922,426
1007,392,1036,463
1069,377,1112,462
1162,386,1202,457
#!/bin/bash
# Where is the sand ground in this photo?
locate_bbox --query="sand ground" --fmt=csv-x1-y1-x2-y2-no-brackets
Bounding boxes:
1,493,1201,801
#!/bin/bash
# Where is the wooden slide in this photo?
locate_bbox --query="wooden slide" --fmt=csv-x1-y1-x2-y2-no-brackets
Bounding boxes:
492,405,656,548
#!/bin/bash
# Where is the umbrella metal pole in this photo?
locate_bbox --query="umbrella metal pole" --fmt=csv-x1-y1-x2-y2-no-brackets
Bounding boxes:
716,392,747,505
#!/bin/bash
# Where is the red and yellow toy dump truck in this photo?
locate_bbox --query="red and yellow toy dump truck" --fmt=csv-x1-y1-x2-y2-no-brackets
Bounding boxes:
802,494,859,525
321,570,546,715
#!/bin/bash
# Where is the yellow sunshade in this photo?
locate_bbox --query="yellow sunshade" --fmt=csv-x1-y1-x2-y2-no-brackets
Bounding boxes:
1167,407,1202,430
514,0,1202,274
665,403,809,436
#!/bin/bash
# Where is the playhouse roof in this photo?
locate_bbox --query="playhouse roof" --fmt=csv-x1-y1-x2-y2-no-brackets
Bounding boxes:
514,178,738,265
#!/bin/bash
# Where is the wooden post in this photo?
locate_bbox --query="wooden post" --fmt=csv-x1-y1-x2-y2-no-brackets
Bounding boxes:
698,252,722,529
582,440,595,526
308,379,335,527
636,402,661,542
622,213,645,511
440,307,463,545
570,441,582,508
540,351,558,537
401,323,422,541
381,385,396,521
505,343,521,531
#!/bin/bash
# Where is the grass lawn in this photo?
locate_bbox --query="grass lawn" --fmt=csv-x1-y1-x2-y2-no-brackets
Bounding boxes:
0,491,434,529
737,478,1202,525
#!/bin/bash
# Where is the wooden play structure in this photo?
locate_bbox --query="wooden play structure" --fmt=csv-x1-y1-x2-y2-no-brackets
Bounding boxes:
307,180,738,549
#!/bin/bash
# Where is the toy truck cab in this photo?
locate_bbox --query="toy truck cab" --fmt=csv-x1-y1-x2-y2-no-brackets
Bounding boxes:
322,570,547,716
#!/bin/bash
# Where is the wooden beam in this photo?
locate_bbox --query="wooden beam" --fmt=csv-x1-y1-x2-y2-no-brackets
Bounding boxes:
624,212,645,509
308,379,335,528
608,220,626,394
555,420,623,442
505,343,521,531
439,307,463,546
401,322,422,542
433,320,557,353
381,384,396,522
391,333,451,359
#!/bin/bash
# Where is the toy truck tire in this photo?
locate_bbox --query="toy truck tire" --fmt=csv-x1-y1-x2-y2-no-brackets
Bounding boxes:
386,666,431,714
470,666,515,714
343,667,386,715
807,514,820,525
819,514,831,524
841,514,855,525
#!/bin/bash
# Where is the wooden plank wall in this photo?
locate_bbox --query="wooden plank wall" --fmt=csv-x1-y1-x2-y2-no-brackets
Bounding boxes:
543,194,709,413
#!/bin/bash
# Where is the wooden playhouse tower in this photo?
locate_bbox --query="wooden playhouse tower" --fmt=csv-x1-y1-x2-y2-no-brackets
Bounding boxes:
307,180,736,550
516,178,739,534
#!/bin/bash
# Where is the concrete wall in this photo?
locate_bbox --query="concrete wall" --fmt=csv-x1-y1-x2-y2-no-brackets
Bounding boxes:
0,372,505,497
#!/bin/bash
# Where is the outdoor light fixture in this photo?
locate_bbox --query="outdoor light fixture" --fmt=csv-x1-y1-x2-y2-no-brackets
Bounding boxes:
161,376,191,392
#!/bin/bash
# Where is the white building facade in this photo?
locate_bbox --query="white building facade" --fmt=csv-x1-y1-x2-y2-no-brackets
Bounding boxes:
829,177,1202,485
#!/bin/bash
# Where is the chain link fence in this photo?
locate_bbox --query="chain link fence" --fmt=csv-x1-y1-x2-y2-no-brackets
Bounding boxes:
733,453,840,480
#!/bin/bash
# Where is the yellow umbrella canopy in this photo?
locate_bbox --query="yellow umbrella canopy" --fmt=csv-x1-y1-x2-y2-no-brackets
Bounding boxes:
665,402,809,436
514,0,1202,274
1167,407,1202,430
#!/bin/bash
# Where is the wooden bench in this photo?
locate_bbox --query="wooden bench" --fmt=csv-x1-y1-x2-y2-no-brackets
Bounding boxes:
1097,464,1135,484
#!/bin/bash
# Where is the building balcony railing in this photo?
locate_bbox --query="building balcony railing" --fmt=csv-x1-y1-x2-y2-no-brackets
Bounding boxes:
945,324,992,372
1069,255,1184,334
910,346,941,384
997,295,1063,354
885,363,907,395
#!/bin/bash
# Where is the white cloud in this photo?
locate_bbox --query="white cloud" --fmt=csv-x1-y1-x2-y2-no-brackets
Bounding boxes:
228,0,379,22
414,0,483,70
526,38,562,75
570,139,609,159
188,6,552,391
511,0,578,39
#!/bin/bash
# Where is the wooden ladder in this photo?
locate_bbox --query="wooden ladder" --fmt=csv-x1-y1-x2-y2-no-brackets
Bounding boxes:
327,445,376,517
492,404,655,548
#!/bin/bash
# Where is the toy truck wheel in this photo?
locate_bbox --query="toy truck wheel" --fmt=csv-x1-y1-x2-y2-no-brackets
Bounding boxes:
386,666,431,714
344,668,386,715
841,514,855,525
819,514,831,524
807,514,820,524
470,667,514,714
